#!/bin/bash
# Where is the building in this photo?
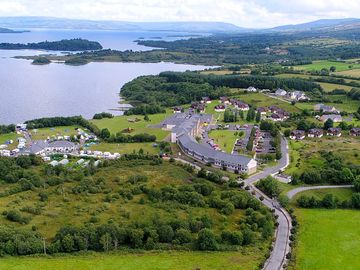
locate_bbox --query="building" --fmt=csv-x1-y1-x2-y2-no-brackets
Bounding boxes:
234,101,250,111
247,86,257,92
287,91,308,101
350,127,360,137
275,88,287,96
178,133,257,174
327,128,342,137
256,107,267,115
173,107,183,113
161,113,257,174
314,104,340,114
290,130,305,140
320,114,343,123
219,96,230,104
26,140,78,155
214,104,226,112
201,97,212,104
190,102,206,113
269,113,288,122
308,128,323,138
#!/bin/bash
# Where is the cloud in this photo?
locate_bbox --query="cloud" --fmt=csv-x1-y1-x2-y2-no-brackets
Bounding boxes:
0,0,359,28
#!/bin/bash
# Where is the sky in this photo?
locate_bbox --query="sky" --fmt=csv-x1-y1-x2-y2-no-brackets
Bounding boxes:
0,0,359,28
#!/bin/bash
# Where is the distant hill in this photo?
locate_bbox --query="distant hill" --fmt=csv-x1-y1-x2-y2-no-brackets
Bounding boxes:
0,16,250,33
269,18,360,32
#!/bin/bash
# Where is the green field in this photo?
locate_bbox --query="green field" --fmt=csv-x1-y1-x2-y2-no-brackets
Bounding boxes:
294,60,360,72
29,126,79,140
91,113,171,141
317,82,353,92
0,250,264,270
294,96,360,113
0,132,18,150
88,142,159,155
208,130,243,153
290,209,360,270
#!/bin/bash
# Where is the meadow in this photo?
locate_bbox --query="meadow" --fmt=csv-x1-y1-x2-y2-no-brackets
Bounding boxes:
285,136,360,175
29,126,79,140
0,250,265,270
88,142,159,155
0,132,18,149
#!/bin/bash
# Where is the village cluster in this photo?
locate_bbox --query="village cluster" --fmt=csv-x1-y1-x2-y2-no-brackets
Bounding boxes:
290,127,360,140
0,124,121,165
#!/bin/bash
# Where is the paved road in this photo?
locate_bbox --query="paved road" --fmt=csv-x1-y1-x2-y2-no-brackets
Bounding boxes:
287,185,354,199
244,137,291,270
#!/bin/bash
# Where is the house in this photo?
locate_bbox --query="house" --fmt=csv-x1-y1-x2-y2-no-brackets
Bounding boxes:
49,160,59,167
201,97,212,104
256,107,267,115
247,86,257,92
308,128,323,138
59,159,69,166
327,128,342,137
314,104,340,114
290,130,306,140
16,123,27,130
287,91,308,101
190,102,206,113
214,104,226,112
234,102,250,111
173,107,183,113
350,127,360,137
219,96,230,104
275,88,287,96
320,114,343,123
270,113,288,122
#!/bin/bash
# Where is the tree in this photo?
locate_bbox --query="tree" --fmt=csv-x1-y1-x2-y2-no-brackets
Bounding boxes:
144,115,150,121
174,228,192,244
354,176,360,192
255,111,261,123
197,229,219,250
158,225,174,243
324,118,334,130
256,176,281,198
100,233,112,251
100,128,111,139
330,66,336,72
61,234,74,252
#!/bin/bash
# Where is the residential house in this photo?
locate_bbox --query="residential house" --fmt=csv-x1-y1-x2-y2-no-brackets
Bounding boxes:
290,130,306,140
275,88,287,96
173,107,183,113
247,86,257,92
350,127,360,137
214,104,226,112
308,128,323,138
327,128,342,137
320,114,343,123
201,97,212,104
234,101,250,111
287,91,308,101
256,107,267,115
314,104,340,114
219,96,230,104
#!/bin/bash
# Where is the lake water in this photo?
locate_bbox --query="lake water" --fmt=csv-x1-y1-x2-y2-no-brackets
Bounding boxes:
0,29,209,124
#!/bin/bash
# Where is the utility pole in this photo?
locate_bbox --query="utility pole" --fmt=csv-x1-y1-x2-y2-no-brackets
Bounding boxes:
43,237,47,255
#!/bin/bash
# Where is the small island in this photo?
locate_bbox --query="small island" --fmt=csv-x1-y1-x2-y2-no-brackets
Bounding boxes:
0,38,103,51
32,56,51,65
0,27,29,33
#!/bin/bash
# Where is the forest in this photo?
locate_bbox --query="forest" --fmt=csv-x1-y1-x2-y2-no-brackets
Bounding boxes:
0,38,102,51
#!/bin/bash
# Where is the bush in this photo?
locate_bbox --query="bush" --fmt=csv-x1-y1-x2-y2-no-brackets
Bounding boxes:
197,229,219,251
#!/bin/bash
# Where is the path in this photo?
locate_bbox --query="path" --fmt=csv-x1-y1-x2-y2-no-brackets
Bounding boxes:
244,137,291,270
286,185,354,199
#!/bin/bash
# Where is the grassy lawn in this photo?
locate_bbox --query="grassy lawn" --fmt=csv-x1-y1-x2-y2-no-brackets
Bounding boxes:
294,60,360,72
88,142,159,155
0,132,18,150
0,250,264,270
208,130,243,153
234,92,300,113
29,126,79,140
335,69,360,78
91,113,171,141
290,209,360,270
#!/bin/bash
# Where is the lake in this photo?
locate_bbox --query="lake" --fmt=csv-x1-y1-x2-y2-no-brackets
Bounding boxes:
0,29,209,124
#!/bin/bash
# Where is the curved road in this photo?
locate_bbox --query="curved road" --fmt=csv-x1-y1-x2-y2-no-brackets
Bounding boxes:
286,185,354,199
244,137,291,270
